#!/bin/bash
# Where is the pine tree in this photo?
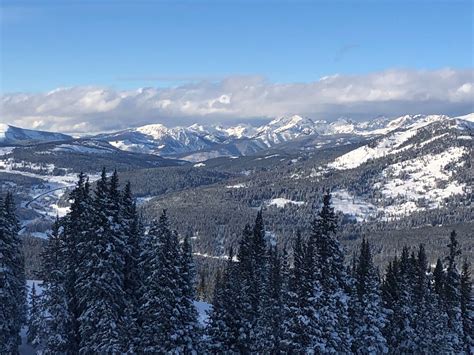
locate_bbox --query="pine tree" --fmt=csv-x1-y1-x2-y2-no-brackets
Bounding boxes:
255,246,284,352
62,172,93,351
443,230,464,352
77,169,126,352
281,230,323,352
178,230,201,353
391,246,417,353
312,192,352,352
41,217,72,354
206,248,243,353
433,257,445,297
411,244,453,353
121,181,143,352
27,282,44,346
234,211,269,352
460,259,474,353
140,210,197,353
352,238,388,354
0,192,26,353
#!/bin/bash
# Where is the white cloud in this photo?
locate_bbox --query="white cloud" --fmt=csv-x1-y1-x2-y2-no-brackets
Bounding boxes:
1,68,473,134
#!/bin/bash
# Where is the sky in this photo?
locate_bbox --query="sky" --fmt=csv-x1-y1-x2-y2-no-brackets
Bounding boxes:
1,0,473,133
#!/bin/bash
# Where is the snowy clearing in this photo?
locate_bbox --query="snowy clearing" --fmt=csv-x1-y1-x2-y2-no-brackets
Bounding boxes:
266,198,305,208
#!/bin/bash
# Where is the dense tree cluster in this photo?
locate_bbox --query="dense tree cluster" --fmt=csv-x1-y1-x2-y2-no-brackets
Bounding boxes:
1,170,473,353
25,170,200,353
206,193,474,353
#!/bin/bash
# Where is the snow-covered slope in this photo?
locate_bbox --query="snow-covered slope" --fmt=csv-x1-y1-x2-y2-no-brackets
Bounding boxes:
324,114,473,220
0,124,71,145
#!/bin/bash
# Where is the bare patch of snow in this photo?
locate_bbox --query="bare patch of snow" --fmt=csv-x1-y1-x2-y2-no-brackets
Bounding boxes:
266,198,305,208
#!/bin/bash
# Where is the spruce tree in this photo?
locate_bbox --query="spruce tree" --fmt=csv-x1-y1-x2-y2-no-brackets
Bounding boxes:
255,246,284,352
433,257,445,297
77,169,126,353
234,211,269,352
121,181,143,351
206,248,243,353
0,192,26,353
391,246,417,353
41,217,72,354
312,192,352,352
460,259,474,353
412,244,452,353
27,282,44,346
178,230,201,353
281,230,323,352
62,172,93,351
443,231,464,352
352,238,388,354
140,210,197,353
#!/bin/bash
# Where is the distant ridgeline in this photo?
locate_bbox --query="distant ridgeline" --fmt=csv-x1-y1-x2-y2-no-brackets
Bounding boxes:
1,171,473,353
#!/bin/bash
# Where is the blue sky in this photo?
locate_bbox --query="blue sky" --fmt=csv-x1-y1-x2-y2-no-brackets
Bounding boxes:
1,0,472,93
1,0,472,132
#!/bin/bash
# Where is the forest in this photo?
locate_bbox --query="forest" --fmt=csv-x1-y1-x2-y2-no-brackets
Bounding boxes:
1,171,472,354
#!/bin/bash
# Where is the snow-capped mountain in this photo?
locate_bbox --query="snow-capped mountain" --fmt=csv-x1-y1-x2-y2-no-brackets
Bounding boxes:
2,113,472,161
324,113,473,219
0,124,71,145
254,115,319,146
94,123,228,156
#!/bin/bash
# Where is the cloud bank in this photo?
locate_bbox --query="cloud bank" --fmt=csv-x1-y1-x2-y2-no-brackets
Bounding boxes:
1,68,473,134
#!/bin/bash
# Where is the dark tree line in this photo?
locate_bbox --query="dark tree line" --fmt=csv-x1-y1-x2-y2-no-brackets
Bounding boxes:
1,170,473,354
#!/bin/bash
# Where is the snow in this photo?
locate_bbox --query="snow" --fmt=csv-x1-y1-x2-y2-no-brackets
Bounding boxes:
194,301,212,326
226,183,247,189
193,162,206,167
136,123,170,139
331,190,377,221
328,128,417,170
0,147,15,156
266,198,305,208
376,146,468,214
454,113,474,122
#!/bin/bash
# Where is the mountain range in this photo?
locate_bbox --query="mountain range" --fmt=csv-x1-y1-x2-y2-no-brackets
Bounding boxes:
4,113,472,161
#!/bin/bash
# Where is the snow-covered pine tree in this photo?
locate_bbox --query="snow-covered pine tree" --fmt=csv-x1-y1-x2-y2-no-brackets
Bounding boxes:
40,217,72,354
234,223,255,352
443,231,465,352
391,247,417,353
77,169,127,353
0,192,26,353
233,211,269,352
433,257,445,297
178,230,201,353
381,257,399,349
255,245,284,352
207,247,246,353
351,238,388,354
460,259,474,353
207,210,271,353
311,192,352,352
27,282,44,346
411,244,453,353
61,172,93,351
281,230,323,352
121,181,143,352
140,210,196,353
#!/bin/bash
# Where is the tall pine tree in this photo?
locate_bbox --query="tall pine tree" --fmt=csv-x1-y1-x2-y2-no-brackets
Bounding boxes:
0,192,26,353
352,238,388,354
